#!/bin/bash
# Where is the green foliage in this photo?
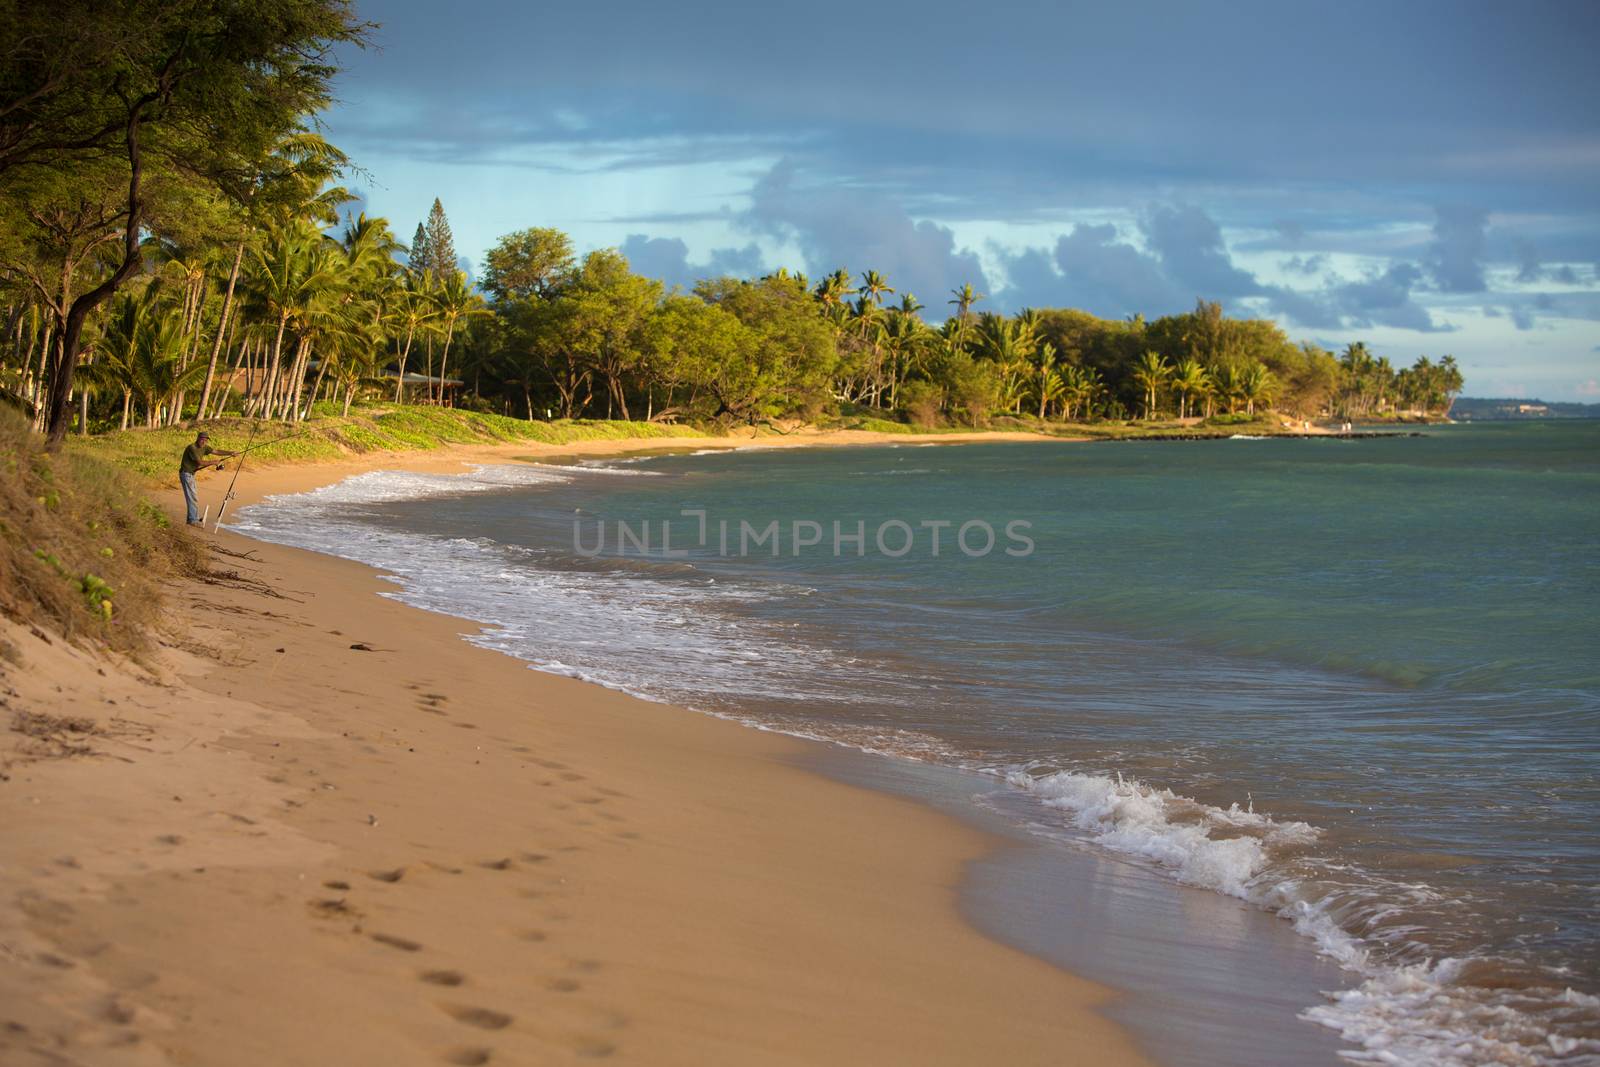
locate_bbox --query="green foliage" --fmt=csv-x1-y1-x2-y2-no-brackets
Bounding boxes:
482,228,576,302
422,198,457,281
1,406,202,648
74,405,709,480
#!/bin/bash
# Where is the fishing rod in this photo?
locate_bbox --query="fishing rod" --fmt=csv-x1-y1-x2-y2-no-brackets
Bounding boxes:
210,421,259,533
210,424,313,532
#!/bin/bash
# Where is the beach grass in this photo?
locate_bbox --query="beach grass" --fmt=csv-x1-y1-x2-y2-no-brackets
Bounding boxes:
0,407,203,654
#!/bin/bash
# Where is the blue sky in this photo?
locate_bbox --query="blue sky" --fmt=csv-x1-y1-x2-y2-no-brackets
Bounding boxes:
327,0,1600,400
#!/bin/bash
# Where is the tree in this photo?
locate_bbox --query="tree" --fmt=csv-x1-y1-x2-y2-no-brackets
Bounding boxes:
561,250,661,419
857,269,894,306
1242,361,1275,415
697,274,838,422
947,282,983,351
431,269,490,404
409,222,430,274
423,198,456,281
482,227,575,303
1171,358,1209,419
3,0,370,446
1130,351,1171,419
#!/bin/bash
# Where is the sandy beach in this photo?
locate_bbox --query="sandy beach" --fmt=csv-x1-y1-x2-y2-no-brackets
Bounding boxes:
0,429,1149,1066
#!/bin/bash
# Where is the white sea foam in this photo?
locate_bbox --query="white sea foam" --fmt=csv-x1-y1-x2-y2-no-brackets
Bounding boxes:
1000,766,1598,1066
1004,767,1319,897
246,464,572,511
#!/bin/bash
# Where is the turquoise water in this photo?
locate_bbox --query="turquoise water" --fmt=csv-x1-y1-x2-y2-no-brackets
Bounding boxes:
234,422,1600,1065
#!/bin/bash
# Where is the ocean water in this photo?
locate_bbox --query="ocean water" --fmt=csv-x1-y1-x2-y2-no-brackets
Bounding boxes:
231,422,1600,1065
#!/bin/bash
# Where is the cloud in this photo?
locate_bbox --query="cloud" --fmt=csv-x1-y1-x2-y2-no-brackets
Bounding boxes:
1141,204,1261,299
739,160,990,304
617,234,766,289
1267,262,1454,333
1046,223,1185,318
1428,205,1488,292
1281,254,1328,275
992,204,1259,317
987,202,1452,332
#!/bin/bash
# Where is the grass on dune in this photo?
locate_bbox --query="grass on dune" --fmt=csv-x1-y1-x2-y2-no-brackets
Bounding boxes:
0,406,204,654
76,405,711,482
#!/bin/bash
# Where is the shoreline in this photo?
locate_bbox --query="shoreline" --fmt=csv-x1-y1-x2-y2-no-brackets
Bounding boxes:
0,432,1152,1064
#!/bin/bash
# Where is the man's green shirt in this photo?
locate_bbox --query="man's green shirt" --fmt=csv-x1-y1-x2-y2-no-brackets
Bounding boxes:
180,442,211,475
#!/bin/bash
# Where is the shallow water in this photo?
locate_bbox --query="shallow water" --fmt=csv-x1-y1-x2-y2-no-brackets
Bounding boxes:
232,422,1600,1066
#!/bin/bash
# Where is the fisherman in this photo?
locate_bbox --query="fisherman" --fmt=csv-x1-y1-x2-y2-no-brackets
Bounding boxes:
179,431,238,527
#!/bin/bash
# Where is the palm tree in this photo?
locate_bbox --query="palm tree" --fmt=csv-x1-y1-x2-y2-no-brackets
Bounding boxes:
247,222,342,420
1171,358,1210,419
857,270,895,306
946,283,984,351
1242,362,1275,416
431,269,490,405
973,315,1036,414
813,269,851,310
1032,342,1061,419
388,272,437,402
1130,351,1171,419
1060,365,1103,421
1212,363,1246,414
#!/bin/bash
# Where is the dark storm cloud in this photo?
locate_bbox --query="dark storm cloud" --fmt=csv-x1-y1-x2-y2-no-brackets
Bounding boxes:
338,0,1600,394
338,1,1600,216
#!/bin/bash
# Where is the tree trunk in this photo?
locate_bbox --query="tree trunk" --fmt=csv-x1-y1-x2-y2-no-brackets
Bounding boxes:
304,345,330,419
45,101,151,448
261,313,290,419
197,240,245,420
437,320,456,405
395,326,416,403
285,336,312,421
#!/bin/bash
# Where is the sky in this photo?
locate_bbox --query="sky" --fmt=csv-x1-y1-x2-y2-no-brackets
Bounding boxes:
325,0,1600,400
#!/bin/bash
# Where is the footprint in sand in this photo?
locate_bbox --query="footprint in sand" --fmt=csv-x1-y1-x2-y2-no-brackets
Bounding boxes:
441,1048,491,1065
440,1005,513,1031
368,867,405,883
308,898,355,918
517,929,548,943
477,858,513,871
420,969,465,987
544,977,581,993
371,933,422,952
